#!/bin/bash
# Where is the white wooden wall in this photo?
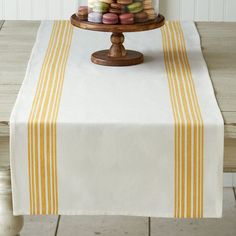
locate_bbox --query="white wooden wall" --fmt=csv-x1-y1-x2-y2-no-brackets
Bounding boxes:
0,0,236,21
160,0,236,21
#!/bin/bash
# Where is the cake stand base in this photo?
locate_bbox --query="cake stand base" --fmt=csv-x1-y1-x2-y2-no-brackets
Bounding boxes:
92,50,144,66
91,32,143,66
71,14,165,66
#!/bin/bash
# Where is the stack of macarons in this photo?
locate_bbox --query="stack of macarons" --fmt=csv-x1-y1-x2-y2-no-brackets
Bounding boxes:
76,0,157,24
142,0,157,20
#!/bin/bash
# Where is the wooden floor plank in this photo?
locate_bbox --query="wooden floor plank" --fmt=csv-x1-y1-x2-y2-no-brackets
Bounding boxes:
151,188,236,236
57,216,148,236
0,136,9,166
0,21,39,86
0,21,4,30
224,139,236,172
20,216,58,236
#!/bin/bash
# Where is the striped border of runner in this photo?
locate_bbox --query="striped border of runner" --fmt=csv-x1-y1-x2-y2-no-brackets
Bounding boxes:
28,21,73,215
161,22,204,218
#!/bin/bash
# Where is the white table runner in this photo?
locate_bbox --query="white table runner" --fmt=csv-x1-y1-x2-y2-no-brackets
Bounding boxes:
10,21,224,218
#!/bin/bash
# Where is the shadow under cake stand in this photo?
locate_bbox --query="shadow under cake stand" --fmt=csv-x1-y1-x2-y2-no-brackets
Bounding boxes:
71,14,165,66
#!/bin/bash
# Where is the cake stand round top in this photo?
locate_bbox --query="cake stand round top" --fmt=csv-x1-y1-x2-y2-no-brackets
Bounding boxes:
70,14,165,33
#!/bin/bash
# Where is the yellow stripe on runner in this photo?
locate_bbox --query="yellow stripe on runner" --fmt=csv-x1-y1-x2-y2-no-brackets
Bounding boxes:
161,22,204,218
28,21,73,214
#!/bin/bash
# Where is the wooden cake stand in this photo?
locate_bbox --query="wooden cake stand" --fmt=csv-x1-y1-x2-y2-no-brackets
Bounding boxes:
71,14,165,66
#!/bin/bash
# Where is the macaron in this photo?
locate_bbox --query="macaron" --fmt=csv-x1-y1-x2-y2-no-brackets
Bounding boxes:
99,0,113,4
76,6,88,20
144,8,157,20
88,0,96,8
102,13,119,24
119,13,134,24
117,0,133,5
110,3,124,9
134,11,148,22
109,8,122,14
142,0,153,8
93,2,109,13
88,12,103,23
142,0,153,3
142,0,153,4
143,3,153,10
109,3,125,14
127,2,143,13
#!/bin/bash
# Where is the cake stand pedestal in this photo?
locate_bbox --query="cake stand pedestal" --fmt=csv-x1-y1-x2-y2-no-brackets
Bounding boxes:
71,14,165,66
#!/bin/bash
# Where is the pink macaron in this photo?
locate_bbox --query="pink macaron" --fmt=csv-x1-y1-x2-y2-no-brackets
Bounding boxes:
119,13,134,24
102,13,119,24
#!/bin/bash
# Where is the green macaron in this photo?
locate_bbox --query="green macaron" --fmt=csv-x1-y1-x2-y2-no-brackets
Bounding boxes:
93,2,109,13
126,2,143,13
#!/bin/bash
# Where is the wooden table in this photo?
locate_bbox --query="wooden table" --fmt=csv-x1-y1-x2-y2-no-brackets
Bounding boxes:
0,21,236,172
